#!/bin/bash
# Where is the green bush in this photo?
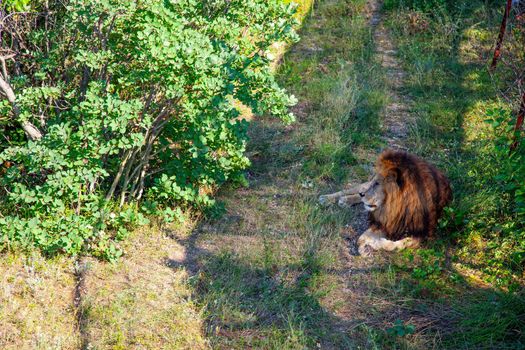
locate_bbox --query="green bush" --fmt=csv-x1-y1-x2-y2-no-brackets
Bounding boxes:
484,108,525,284
0,0,298,259
447,108,525,288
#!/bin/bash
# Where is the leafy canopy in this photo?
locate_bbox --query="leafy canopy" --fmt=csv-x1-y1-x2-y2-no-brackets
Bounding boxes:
0,0,298,260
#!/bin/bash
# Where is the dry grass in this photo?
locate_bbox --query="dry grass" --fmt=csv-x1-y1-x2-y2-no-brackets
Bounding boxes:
3,1,523,349
0,253,79,349
80,222,208,349
0,222,209,350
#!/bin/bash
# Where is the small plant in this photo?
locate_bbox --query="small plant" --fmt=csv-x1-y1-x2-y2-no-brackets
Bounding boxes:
386,319,416,337
409,249,444,280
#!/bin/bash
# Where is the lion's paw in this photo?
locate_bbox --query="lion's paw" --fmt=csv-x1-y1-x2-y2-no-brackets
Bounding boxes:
358,244,374,257
402,237,420,249
318,195,333,207
337,197,349,208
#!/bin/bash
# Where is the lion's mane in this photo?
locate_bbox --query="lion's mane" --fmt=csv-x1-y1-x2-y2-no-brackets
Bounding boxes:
369,150,452,240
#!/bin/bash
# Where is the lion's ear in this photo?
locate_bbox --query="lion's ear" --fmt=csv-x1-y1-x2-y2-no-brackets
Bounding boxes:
386,167,404,188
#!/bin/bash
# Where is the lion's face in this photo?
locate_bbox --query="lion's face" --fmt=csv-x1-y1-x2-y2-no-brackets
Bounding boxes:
360,175,385,212
359,150,452,241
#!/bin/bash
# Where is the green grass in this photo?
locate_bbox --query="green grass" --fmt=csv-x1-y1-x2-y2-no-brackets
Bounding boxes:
192,0,389,348
1,1,523,349
380,0,525,348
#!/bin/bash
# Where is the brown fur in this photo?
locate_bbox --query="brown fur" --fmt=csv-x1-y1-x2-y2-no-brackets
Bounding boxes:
369,150,452,241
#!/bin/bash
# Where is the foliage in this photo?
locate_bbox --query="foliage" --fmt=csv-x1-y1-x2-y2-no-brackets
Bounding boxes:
487,108,525,218
409,249,444,280
2,0,32,11
0,0,298,259
383,0,456,13
386,319,415,337
481,108,525,286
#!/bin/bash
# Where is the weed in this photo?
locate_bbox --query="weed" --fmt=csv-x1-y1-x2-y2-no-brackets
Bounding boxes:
387,319,416,337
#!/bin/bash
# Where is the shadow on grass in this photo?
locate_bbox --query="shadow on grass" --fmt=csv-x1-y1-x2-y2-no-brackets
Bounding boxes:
166,224,358,348
381,2,525,345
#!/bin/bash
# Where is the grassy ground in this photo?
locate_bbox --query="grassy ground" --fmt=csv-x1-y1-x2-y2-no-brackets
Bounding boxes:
377,0,525,348
79,222,208,349
0,222,210,349
193,0,525,348
190,0,388,348
0,253,79,349
0,0,524,349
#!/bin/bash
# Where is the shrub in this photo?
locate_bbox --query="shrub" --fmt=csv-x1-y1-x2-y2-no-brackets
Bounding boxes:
448,107,525,288
484,108,525,285
0,0,298,259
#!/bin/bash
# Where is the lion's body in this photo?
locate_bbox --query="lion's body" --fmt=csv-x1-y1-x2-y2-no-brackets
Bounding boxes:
319,149,452,256
368,150,452,241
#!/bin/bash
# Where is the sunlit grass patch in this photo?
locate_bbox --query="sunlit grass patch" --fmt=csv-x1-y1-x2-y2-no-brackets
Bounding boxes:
81,223,208,349
285,0,316,22
0,253,80,349
383,0,525,347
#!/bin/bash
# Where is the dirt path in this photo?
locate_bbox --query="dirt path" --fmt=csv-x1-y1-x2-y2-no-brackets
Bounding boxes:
178,0,435,347
337,0,413,261
369,0,413,150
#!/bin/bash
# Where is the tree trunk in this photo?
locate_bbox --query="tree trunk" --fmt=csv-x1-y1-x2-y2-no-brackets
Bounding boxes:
490,0,513,72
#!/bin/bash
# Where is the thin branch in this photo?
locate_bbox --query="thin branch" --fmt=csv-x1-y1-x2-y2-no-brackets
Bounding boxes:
0,54,15,81
105,149,132,201
490,0,513,72
0,72,43,140
510,89,525,153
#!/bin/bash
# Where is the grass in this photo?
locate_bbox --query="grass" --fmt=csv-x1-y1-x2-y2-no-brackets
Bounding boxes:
79,222,208,349
190,0,390,348
0,0,524,349
378,0,525,348
0,253,79,349
0,220,210,349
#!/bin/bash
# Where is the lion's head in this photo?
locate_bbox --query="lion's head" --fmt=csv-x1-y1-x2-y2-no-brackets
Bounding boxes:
359,172,399,213
359,150,452,240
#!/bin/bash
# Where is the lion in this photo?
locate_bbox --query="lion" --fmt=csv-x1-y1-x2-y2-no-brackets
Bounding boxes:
319,150,452,256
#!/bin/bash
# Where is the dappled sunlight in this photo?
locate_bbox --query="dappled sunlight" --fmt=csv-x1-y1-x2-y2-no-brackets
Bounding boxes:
462,100,506,141
1,0,523,348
